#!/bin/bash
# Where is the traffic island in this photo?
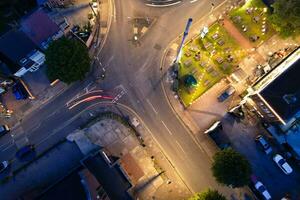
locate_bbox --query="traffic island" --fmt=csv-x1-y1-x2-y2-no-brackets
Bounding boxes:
178,22,246,106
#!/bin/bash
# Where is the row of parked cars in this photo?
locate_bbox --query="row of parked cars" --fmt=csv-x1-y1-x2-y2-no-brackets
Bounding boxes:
204,117,294,200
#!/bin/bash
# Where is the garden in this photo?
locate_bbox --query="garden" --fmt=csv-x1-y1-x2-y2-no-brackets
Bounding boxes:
229,0,276,46
178,23,246,106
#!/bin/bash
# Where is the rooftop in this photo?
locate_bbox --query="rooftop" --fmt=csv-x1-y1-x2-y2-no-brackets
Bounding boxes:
83,152,133,200
257,48,300,122
21,9,60,47
0,29,36,73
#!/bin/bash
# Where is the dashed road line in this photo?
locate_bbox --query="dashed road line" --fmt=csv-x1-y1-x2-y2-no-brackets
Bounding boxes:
161,121,173,135
175,140,186,155
147,99,158,114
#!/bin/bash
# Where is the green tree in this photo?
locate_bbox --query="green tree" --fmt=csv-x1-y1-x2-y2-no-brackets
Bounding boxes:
270,0,300,38
211,148,252,188
45,37,91,84
189,189,227,200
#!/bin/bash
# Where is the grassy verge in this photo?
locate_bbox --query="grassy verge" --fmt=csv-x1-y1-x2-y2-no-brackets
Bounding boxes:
229,0,276,46
178,23,246,106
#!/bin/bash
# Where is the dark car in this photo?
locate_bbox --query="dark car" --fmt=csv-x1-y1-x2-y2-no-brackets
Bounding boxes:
0,125,9,137
12,82,28,100
16,145,35,159
255,135,272,154
218,86,236,102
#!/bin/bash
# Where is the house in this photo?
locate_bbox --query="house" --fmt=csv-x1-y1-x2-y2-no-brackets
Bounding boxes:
0,29,45,77
21,9,64,50
244,47,300,159
36,0,74,8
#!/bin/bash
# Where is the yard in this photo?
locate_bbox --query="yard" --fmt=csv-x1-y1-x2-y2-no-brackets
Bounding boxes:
178,23,246,106
229,0,276,46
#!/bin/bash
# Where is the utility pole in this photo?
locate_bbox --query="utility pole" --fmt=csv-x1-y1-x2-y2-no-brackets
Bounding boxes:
174,18,193,63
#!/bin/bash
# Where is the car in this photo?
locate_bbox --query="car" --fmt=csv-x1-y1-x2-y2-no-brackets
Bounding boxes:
273,154,293,175
204,121,222,134
131,117,140,128
12,82,28,100
0,161,9,173
255,135,272,154
218,86,236,102
92,2,98,9
207,130,231,150
16,145,35,159
254,181,272,200
0,125,9,137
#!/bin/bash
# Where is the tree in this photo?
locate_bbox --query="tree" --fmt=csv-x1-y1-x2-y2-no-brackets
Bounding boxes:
189,189,227,200
45,37,91,84
269,0,300,38
211,148,252,188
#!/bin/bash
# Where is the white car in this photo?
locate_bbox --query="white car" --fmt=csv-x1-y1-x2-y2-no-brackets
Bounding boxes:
254,181,272,200
92,2,98,9
273,154,293,175
0,161,9,173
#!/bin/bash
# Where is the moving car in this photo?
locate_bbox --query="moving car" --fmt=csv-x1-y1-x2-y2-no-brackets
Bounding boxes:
0,125,9,137
0,161,9,173
16,145,35,159
273,154,293,175
218,86,235,102
255,135,272,154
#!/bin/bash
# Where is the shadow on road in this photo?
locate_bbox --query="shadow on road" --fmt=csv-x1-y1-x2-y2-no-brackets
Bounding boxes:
188,109,223,118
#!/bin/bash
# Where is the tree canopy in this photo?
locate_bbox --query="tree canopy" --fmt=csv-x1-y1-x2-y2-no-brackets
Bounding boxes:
270,0,300,37
45,37,91,84
211,148,252,188
189,189,227,200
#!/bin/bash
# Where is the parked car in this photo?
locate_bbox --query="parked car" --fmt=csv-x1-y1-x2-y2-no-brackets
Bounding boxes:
0,161,9,173
207,130,231,150
255,135,272,154
131,117,140,128
0,125,9,137
250,175,271,200
16,145,35,159
204,121,222,134
12,82,28,100
273,154,293,175
218,86,235,102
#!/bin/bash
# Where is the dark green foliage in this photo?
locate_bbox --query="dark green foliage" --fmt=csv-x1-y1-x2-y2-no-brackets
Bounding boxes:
211,148,252,188
189,189,227,200
45,37,91,84
270,0,300,37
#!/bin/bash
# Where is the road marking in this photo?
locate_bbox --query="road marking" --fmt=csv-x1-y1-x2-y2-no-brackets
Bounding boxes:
161,121,172,135
190,0,199,3
175,141,186,155
147,99,158,114
112,0,116,22
1,143,14,152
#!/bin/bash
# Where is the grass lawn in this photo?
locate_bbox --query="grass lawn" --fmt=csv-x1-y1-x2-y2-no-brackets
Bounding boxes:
178,23,246,106
229,0,276,46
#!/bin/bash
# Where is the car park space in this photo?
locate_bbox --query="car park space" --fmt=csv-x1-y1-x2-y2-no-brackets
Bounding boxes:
221,116,300,199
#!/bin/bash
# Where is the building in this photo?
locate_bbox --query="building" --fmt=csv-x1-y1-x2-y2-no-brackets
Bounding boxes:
245,47,300,159
36,0,74,8
0,29,45,77
21,9,64,50
36,151,133,200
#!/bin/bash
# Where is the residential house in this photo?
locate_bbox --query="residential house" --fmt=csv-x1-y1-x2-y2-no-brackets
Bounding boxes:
36,0,74,8
0,29,45,77
21,9,64,50
244,47,300,159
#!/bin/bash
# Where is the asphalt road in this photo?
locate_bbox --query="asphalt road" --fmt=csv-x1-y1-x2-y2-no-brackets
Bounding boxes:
0,0,247,198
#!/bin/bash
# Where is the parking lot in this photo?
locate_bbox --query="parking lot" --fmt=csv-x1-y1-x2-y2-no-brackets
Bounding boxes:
221,114,300,199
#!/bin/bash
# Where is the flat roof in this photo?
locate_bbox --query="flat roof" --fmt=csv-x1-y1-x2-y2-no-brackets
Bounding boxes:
258,48,300,121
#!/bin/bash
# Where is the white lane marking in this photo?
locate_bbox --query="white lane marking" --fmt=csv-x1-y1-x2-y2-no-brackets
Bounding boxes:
146,1,181,7
190,0,199,3
1,143,14,152
112,0,116,22
161,121,172,135
175,140,186,155
147,99,158,114
0,141,12,149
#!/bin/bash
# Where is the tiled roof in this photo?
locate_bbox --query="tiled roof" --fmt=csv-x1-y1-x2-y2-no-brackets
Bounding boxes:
21,9,60,46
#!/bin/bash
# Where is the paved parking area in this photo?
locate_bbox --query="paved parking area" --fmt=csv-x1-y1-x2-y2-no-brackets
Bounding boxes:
222,116,300,199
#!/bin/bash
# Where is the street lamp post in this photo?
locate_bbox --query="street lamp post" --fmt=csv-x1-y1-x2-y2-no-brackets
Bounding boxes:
174,18,193,63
